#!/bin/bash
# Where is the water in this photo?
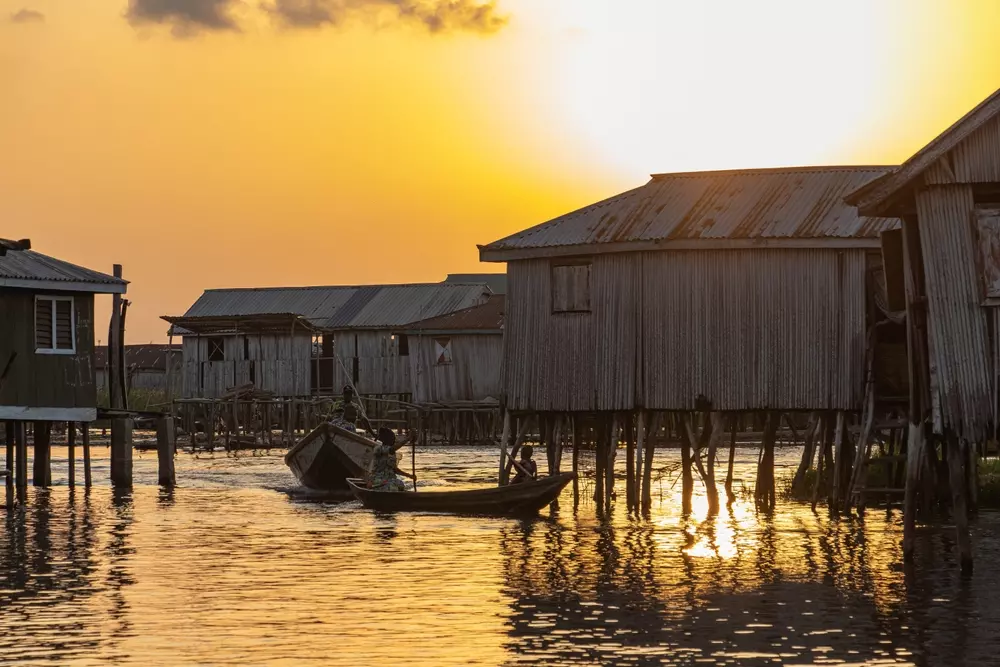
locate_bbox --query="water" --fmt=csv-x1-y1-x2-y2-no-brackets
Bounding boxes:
3,444,1000,666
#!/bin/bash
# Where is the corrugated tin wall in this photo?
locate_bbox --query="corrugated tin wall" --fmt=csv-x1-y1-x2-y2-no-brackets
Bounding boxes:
410,334,502,403
642,249,864,410
916,186,994,440
503,249,867,412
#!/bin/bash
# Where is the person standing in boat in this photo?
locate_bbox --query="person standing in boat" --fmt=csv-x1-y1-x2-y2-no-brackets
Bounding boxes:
369,427,406,492
329,385,373,436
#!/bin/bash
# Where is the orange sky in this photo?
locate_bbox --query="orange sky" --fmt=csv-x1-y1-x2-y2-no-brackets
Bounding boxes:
3,0,1000,343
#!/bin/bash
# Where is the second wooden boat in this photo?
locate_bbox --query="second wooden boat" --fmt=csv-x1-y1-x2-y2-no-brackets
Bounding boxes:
285,423,384,492
347,472,575,516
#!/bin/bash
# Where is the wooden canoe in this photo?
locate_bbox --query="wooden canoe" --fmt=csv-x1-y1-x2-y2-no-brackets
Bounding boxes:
285,423,381,492
347,472,575,516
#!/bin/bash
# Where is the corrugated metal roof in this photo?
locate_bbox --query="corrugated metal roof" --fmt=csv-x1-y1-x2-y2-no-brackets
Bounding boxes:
95,344,180,371
0,249,127,288
444,273,507,294
482,166,897,255
177,283,491,331
403,295,504,332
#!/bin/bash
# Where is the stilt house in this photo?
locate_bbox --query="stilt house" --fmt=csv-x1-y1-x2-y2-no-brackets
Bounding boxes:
164,282,492,400
400,294,505,405
95,344,182,397
479,166,899,415
0,239,127,422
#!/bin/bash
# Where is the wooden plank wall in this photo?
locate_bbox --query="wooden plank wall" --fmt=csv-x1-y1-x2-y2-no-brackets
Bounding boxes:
409,334,502,403
0,289,97,409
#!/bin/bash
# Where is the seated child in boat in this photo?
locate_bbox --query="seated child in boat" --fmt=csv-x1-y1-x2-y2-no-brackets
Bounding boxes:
328,385,373,436
510,445,538,485
369,427,406,492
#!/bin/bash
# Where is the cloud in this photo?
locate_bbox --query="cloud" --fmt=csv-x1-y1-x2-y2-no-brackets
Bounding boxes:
10,8,45,23
266,0,508,34
125,0,240,36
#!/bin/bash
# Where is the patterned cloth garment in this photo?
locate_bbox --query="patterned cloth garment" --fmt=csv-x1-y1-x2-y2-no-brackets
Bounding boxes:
369,441,405,492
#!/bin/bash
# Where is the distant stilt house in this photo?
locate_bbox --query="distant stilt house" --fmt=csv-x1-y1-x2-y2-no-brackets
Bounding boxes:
443,273,507,295
162,282,492,441
849,86,1000,569
397,294,505,445
95,344,182,399
479,166,901,513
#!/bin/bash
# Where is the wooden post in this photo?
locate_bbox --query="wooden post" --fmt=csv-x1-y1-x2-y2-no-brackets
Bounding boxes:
109,264,124,411
157,416,176,486
831,411,846,511
680,414,693,514
812,415,831,511
705,412,723,515
33,421,52,487
641,413,657,515
594,416,606,505
626,413,636,513
756,412,777,511
725,415,738,503
791,413,818,497
4,421,12,506
606,414,618,508
15,421,27,499
83,425,92,487
110,418,133,488
551,416,563,475
571,416,580,507
502,417,531,485
497,410,511,486
67,422,76,488
634,410,646,513
947,435,973,573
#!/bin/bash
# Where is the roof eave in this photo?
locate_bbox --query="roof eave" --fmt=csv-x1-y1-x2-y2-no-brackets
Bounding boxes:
480,236,883,262
0,277,127,294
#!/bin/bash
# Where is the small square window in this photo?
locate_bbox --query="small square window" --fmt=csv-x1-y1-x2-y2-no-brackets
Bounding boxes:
551,262,591,313
35,296,75,354
434,337,452,365
207,337,225,362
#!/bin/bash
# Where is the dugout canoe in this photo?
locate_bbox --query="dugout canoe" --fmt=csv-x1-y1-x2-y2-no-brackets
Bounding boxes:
285,423,386,492
347,472,575,516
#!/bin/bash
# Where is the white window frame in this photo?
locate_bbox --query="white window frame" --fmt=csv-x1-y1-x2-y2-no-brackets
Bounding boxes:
34,295,76,355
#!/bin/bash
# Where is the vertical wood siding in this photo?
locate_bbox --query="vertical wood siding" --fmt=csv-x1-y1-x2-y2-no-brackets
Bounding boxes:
410,334,502,403
916,186,994,440
503,249,867,412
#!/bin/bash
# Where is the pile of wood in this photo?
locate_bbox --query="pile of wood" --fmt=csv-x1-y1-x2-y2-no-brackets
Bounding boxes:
220,383,275,401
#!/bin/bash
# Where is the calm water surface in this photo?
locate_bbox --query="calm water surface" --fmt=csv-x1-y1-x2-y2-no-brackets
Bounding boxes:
2,443,1000,666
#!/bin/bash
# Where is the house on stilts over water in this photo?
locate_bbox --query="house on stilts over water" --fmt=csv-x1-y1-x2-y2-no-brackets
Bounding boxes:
162,281,493,444
1,238,128,497
848,84,1000,572
480,165,906,519
397,293,505,445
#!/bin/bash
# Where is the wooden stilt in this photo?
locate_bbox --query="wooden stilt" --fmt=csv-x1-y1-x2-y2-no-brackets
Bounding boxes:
811,415,830,510
680,414,693,514
725,415,738,503
67,422,76,488
946,435,973,573
634,410,646,513
552,416,563,475
626,413,637,513
157,416,176,486
571,416,580,507
33,421,52,487
641,413,657,515
594,416,606,505
755,412,777,511
110,418,133,488
4,421,12,506
605,415,618,508
704,412,723,515
831,411,846,511
501,417,531,485
791,413,818,497
902,423,925,560
83,425,92,488
15,421,27,500
967,439,979,515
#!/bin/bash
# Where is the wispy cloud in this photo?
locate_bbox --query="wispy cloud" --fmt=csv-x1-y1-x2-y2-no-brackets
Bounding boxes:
266,0,508,34
125,0,240,36
10,8,45,24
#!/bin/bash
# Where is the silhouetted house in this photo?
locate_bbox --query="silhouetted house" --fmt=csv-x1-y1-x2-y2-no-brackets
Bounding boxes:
400,294,504,405
850,86,1000,441
163,282,492,400
479,166,898,414
0,239,127,421
95,344,182,397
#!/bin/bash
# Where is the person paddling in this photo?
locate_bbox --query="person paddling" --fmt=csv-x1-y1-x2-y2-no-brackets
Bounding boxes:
510,445,538,485
369,427,406,492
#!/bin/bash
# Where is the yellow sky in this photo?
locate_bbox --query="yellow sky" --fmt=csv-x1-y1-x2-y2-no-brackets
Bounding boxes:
3,0,1000,343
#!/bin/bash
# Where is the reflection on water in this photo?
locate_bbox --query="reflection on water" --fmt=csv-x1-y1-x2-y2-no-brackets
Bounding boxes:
3,445,1000,665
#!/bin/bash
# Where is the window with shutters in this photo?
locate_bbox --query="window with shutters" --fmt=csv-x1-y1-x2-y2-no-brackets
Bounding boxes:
35,296,75,354
551,262,592,313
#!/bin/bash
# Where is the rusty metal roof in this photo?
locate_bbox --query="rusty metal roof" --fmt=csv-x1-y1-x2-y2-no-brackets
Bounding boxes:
0,249,127,293
401,294,504,333
444,273,507,294
480,166,897,260
170,283,492,333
